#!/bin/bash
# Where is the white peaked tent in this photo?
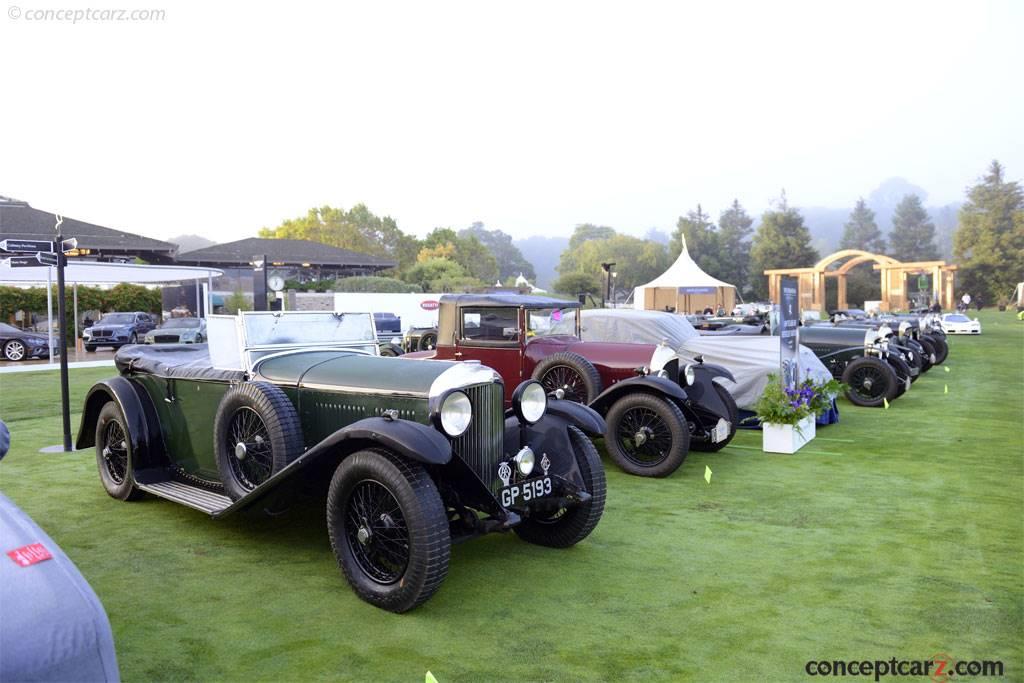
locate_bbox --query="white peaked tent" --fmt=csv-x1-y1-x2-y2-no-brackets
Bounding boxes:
633,236,736,313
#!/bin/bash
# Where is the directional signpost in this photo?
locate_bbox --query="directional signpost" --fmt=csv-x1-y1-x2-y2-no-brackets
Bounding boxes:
2,255,44,268
0,219,75,451
0,239,55,253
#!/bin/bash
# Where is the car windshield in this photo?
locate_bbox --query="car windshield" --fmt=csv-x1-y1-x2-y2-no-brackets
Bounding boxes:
528,307,578,338
98,313,135,325
0,323,23,335
946,314,970,322
161,318,201,329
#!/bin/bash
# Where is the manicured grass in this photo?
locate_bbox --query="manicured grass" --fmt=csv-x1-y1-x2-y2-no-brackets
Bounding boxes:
1,311,1021,682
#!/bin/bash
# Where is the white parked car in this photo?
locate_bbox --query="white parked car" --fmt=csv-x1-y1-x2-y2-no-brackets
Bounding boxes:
940,313,981,335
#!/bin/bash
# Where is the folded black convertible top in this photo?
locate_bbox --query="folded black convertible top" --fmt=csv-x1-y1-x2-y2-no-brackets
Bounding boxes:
114,344,245,382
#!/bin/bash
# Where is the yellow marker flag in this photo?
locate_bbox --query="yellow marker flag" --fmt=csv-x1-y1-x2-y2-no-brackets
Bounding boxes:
944,384,949,394
704,466,712,484
883,397,889,410
426,672,439,683
944,366,951,373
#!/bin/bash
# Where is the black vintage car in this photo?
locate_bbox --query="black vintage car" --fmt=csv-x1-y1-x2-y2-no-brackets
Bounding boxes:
799,324,907,407
84,312,158,351
76,311,606,612
0,322,54,361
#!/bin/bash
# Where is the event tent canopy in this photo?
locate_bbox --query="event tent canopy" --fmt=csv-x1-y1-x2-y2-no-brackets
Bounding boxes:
633,236,736,313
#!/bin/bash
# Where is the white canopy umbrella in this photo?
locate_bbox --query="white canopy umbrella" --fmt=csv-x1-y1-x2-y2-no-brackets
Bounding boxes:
0,261,223,357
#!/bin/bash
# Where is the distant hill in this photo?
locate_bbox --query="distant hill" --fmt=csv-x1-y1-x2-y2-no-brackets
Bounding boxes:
797,178,960,259
515,235,569,289
169,234,217,254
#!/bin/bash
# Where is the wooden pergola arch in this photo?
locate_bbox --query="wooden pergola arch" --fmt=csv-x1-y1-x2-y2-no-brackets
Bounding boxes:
765,249,958,313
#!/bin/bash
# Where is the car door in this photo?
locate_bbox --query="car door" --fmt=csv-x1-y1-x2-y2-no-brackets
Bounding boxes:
453,306,525,402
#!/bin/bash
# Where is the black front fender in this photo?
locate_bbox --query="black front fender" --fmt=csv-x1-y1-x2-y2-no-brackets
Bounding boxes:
503,414,587,490
211,418,452,518
588,375,688,415
682,366,731,418
541,399,606,437
316,417,453,466
693,361,735,384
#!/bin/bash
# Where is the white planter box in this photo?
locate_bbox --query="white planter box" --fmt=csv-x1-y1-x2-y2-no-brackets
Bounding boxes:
762,415,816,454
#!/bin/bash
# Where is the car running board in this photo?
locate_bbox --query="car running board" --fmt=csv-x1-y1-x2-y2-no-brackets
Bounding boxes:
136,480,233,516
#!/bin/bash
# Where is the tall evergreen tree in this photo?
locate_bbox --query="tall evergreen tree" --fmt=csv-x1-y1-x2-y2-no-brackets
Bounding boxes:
749,195,819,299
716,200,754,294
888,194,939,261
670,204,725,277
840,198,886,252
953,160,1024,302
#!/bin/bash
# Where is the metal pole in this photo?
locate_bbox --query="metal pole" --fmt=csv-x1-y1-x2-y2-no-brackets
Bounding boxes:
262,255,269,311
55,234,72,451
207,273,213,316
46,266,54,359
195,279,201,317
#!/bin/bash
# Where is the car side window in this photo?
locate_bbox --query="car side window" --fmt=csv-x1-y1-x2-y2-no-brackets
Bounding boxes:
461,308,519,343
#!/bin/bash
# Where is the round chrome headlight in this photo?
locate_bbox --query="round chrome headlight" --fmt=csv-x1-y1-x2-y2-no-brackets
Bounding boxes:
683,363,696,386
439,391,472,437
514,446,535,476
899,321,910,337
513,380,547,425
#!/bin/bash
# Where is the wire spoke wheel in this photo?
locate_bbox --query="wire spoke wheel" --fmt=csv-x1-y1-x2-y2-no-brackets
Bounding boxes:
101,420,129,484
540,365,586,402
344,480,410,584
850,364,887,400
615,405,674,467
226,407,274,490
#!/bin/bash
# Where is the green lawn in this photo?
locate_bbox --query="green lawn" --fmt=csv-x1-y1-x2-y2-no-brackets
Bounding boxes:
1,310,1021,682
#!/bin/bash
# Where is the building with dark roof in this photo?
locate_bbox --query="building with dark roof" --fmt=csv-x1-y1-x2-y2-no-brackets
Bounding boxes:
176,237,396,280
0,196,178,264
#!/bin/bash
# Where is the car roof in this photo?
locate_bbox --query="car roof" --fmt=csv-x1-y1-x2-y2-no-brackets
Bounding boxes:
440,293,580,308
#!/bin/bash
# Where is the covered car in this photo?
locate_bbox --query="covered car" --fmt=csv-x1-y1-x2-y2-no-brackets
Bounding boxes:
568,309,833,412
0,421,120,681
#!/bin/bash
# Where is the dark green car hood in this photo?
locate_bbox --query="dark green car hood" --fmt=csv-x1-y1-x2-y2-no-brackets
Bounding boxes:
255,351,463,397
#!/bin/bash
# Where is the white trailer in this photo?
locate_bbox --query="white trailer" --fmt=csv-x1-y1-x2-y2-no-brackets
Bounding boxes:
333,292,445,332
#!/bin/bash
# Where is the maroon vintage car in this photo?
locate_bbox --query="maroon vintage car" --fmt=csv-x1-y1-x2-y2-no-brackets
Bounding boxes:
405,294,737,477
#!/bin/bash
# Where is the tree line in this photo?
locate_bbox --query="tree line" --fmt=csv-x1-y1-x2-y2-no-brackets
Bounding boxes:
258,160,1022,306
259,210,536,293
553,160,1022,307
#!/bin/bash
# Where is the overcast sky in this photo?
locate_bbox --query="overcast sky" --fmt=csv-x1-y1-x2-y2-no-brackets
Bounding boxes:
2,0,1021,243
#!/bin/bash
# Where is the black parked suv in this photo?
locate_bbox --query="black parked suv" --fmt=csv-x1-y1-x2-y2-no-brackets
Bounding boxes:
84,312,158,351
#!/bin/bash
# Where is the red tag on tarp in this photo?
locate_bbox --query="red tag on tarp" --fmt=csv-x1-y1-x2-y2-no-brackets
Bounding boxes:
7,543,53,567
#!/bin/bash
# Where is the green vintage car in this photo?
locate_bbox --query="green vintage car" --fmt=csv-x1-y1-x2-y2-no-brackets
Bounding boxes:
76,311,606,612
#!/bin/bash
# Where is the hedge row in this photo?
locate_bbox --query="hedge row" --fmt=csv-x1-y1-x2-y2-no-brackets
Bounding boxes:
0,284,162,334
